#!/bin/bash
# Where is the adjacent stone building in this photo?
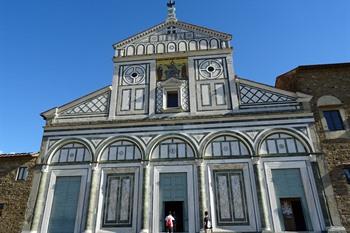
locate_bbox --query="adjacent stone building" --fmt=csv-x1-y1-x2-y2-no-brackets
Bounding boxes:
22,2,347,233
276,63,350,232
0,153,38,233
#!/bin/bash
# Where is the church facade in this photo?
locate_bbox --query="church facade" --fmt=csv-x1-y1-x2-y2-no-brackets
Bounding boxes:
23,2,345,233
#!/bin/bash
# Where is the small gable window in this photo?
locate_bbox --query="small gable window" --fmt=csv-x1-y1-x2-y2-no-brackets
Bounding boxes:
344,168,350,184
16,167,28,181
0,203,4,217
166,91,179,108
323,110,344,131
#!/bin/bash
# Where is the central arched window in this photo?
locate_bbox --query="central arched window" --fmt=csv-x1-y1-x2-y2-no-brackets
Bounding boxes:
151,138,195,159
100,140,142,161
204,135,250,157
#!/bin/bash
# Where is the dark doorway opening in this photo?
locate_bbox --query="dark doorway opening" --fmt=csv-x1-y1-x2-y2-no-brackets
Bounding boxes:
280,198,307,231
164,201,184,232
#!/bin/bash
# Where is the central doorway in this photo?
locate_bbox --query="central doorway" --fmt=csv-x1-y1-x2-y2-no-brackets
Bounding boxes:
159,173,188,232
153,166,196,233
164,201,184,232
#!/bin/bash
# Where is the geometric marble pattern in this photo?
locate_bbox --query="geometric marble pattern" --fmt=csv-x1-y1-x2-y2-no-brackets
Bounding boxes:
214,170,248,225
294,127,309,137
181,80,190,111
103,174,134,227
61,92,110,115
244,131,260,140
155,80,189,113
239,84,296,105
198,59,224,80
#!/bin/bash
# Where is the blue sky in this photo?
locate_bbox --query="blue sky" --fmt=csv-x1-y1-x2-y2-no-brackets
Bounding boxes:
0,0,349,153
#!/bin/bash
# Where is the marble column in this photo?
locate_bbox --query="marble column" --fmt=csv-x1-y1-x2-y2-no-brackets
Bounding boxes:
30,165,49,232
198,161,207,230
85,163,101,233
254,158,273,232
140,162,151,233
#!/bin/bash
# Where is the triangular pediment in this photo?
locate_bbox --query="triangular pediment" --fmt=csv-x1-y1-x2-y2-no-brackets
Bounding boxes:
237,78,311,106
41,86,112,120
161,77,184,86
113,20,232,49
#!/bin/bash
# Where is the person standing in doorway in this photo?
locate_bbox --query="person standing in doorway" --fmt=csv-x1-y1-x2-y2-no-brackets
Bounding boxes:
204,211,213,233
165,211,175,233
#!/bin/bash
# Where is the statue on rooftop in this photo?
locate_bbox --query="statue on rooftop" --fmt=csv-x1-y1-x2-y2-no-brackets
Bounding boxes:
167,0,175,8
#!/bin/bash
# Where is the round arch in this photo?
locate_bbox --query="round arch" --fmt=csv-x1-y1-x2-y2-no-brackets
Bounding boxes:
317,95,342,107
45,137,95,164
146,133,199,160
95,136,146,162
200,131,254,158
255,128,313,155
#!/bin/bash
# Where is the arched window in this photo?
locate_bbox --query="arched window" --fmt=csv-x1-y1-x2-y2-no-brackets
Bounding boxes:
157,43,165,53
199,39,208,50
126,46,135,56
204,135,250,157
146,44,155,54
189,41,197,51
259,133,307,155
178,41,187,52
167,42,176,53
209,38,219,49
100,140,142,161
317,95,346,132
136,45,145,55
151,138,194,159
51,142,92,164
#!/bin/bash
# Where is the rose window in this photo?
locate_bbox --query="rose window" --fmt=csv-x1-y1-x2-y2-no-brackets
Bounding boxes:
123,66,146,84
199,60,223,79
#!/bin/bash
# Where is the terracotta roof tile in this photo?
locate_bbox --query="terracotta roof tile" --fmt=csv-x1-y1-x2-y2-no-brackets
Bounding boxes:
0,152,39,158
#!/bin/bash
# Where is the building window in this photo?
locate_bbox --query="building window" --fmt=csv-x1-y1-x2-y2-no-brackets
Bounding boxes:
323,110,344,131
16,167,28,181
0,203,4,217
102,174,134,227
344,168,350,184
166,91,179,108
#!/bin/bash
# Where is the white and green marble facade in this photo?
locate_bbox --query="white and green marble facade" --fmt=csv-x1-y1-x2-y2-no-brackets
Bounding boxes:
22,3,346,233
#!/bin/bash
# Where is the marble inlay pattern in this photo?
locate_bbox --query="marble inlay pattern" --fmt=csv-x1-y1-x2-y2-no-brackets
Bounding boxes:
218,175,231,220
103,174,134,227
214,170,249,225
239,84,296,105
120,178,131,221
231,175,244,219
61,92,110,116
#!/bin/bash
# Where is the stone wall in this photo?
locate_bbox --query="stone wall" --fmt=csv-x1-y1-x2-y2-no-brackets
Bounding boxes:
0,154,38,233
276,63,350,231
